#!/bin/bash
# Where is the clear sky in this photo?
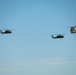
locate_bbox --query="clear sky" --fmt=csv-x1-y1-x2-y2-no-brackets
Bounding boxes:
0,0,76,75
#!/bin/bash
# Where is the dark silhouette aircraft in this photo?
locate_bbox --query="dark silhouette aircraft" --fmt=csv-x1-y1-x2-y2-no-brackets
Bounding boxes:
51,34,64,39
0,29,12,34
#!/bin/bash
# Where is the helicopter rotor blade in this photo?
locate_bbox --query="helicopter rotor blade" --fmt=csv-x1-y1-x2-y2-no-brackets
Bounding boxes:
63,26,71,28
73,26,76,27
55,34,66,35
63,25,76,28
1,29,14,30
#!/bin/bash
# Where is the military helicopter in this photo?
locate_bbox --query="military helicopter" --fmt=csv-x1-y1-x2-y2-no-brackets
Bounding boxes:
64,25,76,34
0,29,12,34
51,34,64,39
70,26,76,34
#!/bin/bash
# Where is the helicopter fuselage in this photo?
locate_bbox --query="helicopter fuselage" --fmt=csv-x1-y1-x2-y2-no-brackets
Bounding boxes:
52,35,64,39
0,30,12,34
70,27,76,34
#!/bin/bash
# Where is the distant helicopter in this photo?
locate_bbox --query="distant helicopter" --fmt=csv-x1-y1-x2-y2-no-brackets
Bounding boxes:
64,25,76,34
70,26,76,34
51,34,64,39
0,29,12,34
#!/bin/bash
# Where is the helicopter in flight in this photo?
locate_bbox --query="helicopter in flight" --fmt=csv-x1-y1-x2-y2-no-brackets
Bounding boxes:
51,34,64,39
70,26,76,34
64,25,76,34
0,29,12,34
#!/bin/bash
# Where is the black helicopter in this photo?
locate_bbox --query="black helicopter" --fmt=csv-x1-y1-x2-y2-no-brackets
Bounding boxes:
51,34,64,39
0,29,12,34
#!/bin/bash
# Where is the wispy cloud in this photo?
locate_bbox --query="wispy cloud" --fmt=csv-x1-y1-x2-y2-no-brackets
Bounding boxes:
0,58,76,66
26,58,76,65
0,58,76,73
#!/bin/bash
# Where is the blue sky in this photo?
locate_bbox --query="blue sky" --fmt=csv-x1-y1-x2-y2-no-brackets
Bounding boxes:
0,0,76,75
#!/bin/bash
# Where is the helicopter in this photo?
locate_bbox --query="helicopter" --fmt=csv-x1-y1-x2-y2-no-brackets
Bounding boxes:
70,26,76,34
51,34,64,39
64,25,76,34
0,29,12,34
